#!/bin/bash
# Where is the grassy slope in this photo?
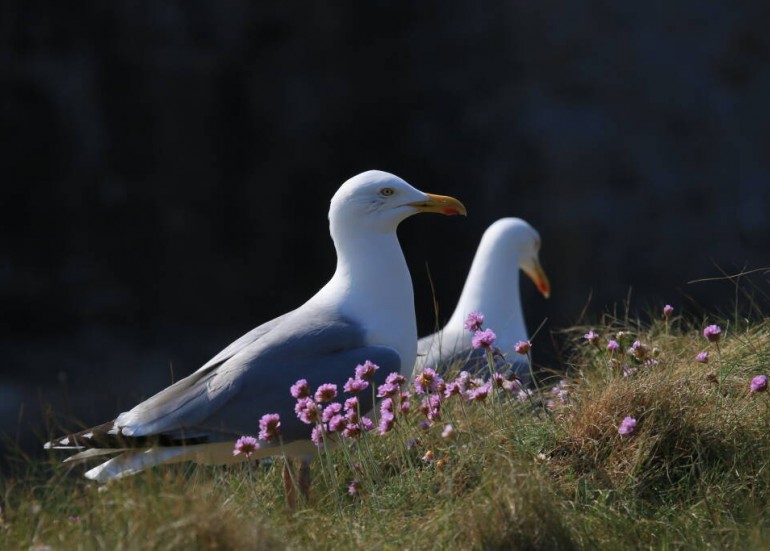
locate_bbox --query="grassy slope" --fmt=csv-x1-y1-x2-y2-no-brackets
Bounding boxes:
3,314,770,550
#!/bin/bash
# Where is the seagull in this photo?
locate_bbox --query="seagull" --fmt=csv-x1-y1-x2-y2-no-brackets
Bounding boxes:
46,170,466,486
414,218,549,383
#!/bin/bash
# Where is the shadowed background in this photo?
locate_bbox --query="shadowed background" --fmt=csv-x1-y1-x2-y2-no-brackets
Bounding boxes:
1,1,769,466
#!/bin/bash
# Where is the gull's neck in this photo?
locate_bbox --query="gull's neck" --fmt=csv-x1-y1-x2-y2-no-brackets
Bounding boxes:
317,228,417,374
444,238,527,353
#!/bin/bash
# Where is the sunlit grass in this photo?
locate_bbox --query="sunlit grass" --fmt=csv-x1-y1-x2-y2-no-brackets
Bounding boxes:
4,309,770,550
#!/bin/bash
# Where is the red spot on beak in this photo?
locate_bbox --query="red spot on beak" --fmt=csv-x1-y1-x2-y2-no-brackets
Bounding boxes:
443,207,461,215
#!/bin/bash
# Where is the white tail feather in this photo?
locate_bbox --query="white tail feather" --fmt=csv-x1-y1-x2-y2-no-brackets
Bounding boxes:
85,447,192,483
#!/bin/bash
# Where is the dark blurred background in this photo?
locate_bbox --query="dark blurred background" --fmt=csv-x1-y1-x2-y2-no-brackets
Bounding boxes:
1,2,769,467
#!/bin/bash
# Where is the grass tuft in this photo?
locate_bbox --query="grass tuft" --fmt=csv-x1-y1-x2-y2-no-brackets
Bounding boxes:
4,311,770,549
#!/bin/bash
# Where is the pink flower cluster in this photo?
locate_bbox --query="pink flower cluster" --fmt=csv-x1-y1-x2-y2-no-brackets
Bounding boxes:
292,361,411,445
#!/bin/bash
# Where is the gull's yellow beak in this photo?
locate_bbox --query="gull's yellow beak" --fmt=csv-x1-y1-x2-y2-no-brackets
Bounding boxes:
523,258,551,298
407,193,467,216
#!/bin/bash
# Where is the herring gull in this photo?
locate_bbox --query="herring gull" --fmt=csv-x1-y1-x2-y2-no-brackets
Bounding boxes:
414,218,549,383
46,170,466,483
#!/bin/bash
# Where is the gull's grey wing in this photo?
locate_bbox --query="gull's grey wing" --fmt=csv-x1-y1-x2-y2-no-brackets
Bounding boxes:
200,309,296,370
109,307,399,444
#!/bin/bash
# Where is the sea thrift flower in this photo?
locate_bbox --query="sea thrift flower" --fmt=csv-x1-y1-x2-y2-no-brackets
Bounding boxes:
378,411,395,435
400,399,411,415
380,397,394,414
584,330,599,346
695,351,709,363
328,414,347,433
441,424,455,441
290,379,310,399
361,417,374,432
355,360,379,381
344,396,359,412
467,381,492,402
514,340,532,354
703,324,722,343
343,423,362,439
471,328,497,350
444,381,463,398
343,376,368,394
493,372,505,388
314,383,338,403
663,304,674,318
419,395,442,422
377,382,400,398
644,358,659,368
311,425,325,448
464,311,485,332
607,340,620,353
618,416,637,436
295,397,320,424
503,379,523,393
750,375,768,393
414,368,442,394
418,420,431,430
321,402,343,423
233,436,260,458
385,372,406,386
630,340,649,361
348,479,362,497
258,413,281,442
623,366,637,377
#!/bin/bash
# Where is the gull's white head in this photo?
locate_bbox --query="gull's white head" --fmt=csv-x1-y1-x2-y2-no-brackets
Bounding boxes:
329,170,466,236
483,218,550,298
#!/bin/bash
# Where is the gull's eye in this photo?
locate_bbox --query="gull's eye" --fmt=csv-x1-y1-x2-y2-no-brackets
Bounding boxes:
379,187,395,197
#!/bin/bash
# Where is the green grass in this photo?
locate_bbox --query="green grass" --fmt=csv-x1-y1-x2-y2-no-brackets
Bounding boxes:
4,311,770,550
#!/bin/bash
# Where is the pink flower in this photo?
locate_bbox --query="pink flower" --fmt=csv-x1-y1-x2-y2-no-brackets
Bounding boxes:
663,304,674,318
343,423,362,439
295,397,320,424
348,479,362,497
233,435,260,458
328,414,347,433
703,324,722,343
618,416,637,436
443,381,463,398
471,329,496,350
354,360,380,381
343,377,368,394
414,368,443,395
630,340,649,360
344,396,359,413
419,395,441,422
321,402,343,423
314,383,338,403
378,410,395,435
377,382,399,398
467,381,492,402
514,340,532,355
607,340,620,353
464,311,485,332
750,375,768,393
290,379,309,399
386,372,406,386
311,425,325,448
584,330,599,346
695,351,709,363
258,413,281,442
